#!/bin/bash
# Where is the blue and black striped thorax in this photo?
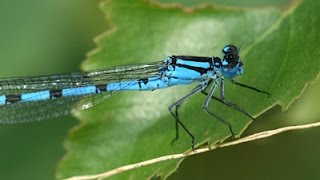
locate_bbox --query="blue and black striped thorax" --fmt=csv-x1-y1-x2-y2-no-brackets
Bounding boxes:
163,55,219,80
162,44,244,81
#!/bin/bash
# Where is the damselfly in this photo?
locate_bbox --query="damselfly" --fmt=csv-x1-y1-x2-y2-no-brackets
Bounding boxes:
0,44,269,149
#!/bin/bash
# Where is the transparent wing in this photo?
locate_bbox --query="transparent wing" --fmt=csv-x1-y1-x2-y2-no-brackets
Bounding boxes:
0,61,164,124
0,61,163,93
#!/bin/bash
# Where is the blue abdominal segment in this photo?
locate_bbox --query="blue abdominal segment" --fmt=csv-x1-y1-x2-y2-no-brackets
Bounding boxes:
0,95,5,105
106,77,168,91
62,86,96,97
21,90,50,102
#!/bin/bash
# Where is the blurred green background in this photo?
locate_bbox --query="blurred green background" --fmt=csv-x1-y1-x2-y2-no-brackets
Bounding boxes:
0,0,106,179
0,0,319,180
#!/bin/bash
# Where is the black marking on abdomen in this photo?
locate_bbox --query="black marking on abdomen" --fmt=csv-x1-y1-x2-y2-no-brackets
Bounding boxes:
6,95,21,104
138,78,149,90
96,84,107,93
50,89,62,98
139,78,149,85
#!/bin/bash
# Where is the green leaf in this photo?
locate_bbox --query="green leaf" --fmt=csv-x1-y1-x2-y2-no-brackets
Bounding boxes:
57,0,320,179
155,0,292,8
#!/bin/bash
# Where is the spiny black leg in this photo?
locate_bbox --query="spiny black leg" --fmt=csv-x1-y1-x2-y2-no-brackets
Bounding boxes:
201,93,255,120
202,77,255,120
171,104,180,145
203,109,235,136
168,85,204,150
202,79,235,136
230,79,271,96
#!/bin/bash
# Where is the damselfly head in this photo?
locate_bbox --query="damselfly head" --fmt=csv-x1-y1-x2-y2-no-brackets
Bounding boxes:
220,44,243,78
222,44,240,68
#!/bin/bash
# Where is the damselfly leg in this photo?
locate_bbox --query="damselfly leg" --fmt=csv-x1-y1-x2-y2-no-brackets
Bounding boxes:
201,78,271,137
168,84,204,150
202,79,236,137
202,78,255,121
230,79,271,96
